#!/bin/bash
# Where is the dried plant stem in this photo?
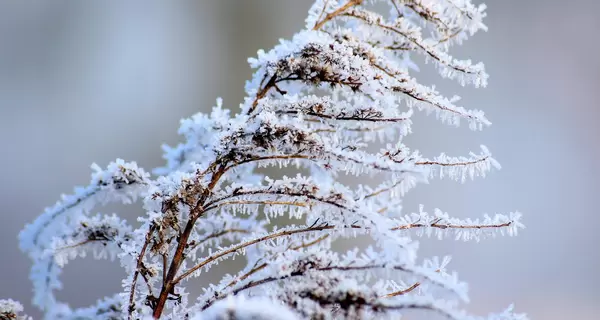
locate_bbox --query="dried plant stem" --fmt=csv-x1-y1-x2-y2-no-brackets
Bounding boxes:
151,166,227,319
172,225,342,286
312,0,363,31
173,217,512,288
128,225,156,320
200,263,435,311
383,269,440,298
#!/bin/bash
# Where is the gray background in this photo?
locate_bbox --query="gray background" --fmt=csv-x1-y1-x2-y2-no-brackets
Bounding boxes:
0,1,598,319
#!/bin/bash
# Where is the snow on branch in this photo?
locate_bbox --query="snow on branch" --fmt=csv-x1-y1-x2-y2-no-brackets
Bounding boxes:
341,7,488,87
415,145,501,182
196,248,468,313
19,159,149,256
246,29,490,129
49,294,122,320
25,214,133,310
50,214,133,267
195,296,299,320
392,205,524,241
0,299,30,320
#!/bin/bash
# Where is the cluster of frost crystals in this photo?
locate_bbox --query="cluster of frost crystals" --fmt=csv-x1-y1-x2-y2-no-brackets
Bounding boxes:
155,99,231,175
19,159,148,256
193,296,299,320
14,1,527,319
49,213,133,267
16,159,149,315
46,294,123,320
0,299,30,320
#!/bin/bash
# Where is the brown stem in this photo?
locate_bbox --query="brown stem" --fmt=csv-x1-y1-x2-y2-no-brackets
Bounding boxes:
152,216,197,318
312,0,363,31
383,269,440,298
176,216,514,289
384,282,421,297
248,75,277,115
152,165,227,319
415,156,489,167
343,10,482,76
391,220,512,230
187,228,252,253
200,263,428,311
244,0,364,118
224,234,327,289
279,110,409,123
172,224,353,285
128,225,156,320
226,262,268,288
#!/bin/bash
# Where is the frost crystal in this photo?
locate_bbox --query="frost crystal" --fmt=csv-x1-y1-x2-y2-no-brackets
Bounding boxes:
0,299,30,320
13,1,526,319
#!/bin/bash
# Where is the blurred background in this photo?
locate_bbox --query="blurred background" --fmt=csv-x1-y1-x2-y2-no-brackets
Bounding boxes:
0,1,598,319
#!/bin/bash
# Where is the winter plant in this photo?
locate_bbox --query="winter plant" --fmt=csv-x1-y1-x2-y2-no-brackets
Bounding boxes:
4,0,527,319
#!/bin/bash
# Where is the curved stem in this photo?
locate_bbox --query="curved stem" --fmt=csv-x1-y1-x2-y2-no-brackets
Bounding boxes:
312,0,363,31
128,225,155,320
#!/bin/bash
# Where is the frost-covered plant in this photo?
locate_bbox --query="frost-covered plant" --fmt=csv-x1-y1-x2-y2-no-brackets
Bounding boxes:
7,1,527,319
